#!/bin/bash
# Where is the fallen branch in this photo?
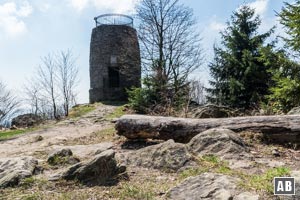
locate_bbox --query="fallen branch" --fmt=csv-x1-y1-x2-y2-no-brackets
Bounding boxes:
115,114,300,143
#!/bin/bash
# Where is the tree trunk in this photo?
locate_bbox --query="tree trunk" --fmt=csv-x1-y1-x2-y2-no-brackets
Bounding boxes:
115,114,300,143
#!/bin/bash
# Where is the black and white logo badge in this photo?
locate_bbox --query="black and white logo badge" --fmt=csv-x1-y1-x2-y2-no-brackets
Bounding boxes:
274,177,295,195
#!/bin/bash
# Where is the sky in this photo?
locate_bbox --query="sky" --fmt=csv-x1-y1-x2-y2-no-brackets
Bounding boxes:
0,0,294,104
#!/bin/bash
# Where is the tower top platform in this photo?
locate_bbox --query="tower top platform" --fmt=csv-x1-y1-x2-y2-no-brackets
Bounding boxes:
94,14,133,27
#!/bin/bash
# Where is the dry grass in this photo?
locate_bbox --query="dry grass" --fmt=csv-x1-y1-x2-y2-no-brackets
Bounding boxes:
68,104,97,119
104,106,126,120
63,126,125,146
0,167,177,200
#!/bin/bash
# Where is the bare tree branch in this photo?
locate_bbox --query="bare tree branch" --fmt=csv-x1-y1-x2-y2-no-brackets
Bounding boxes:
24,50,79,119
0,80,20,125
136,0,204,103
57,50,79,116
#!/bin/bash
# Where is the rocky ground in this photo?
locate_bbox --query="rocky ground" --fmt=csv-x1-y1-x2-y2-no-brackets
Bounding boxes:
0,103,300,200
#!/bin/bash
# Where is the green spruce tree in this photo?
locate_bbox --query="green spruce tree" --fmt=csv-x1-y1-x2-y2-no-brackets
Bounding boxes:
207,5,274,109
267,1,300,112
279,0,300,55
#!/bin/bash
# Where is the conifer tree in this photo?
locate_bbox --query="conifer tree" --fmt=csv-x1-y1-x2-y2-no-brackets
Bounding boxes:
267,1,300,112
279,0,300,55
207,5,274,109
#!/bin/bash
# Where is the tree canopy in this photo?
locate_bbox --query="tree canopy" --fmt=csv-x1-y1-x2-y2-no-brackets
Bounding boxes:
267,1,300,112
207,5,275,109
129,0,203,114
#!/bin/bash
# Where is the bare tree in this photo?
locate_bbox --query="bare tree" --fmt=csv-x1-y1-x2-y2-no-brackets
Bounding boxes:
24,79,41,115
57,50,78,116
24,50,79,119
37,54,59,119
0,80,20,125
136,0,203,101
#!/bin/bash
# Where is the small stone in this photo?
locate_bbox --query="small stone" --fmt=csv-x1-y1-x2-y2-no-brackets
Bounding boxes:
10,125,17,130
33,135,43,142
47,148,79,165
272,149,280,157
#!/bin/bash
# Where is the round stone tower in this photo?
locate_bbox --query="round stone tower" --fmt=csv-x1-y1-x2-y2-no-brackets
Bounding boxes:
89,14,141,103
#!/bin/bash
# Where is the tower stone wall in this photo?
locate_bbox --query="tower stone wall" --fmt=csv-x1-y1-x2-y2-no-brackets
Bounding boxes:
89,24,141,103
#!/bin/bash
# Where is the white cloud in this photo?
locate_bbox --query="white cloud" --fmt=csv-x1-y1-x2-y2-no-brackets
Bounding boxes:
92,0,137,13
247,0,269,16
39,3,51,12
0,1,33,38
70,0,89,12
69,0,138,13
209,21,226,32
18,1,33,17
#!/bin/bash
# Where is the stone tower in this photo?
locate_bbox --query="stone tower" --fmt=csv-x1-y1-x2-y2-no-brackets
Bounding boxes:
89,14,141,103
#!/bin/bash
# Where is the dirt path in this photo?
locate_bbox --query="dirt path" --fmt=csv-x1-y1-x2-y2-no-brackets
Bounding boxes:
0,104,117,158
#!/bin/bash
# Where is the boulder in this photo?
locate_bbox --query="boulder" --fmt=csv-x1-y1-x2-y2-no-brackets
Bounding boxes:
189,104,240,119
168,173,239,200
57,150,125,186
288,107,300,115
47,148,79,166
11,114,43,128
121,140,194,172
0,157,38,188
187,128,248,159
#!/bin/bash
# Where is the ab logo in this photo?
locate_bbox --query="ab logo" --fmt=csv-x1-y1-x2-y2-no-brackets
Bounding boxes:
274,177,295,195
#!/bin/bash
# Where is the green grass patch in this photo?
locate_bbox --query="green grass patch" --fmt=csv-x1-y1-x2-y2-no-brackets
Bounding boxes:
179,155,232,180
111,183,155,200
239,167,290,193
179,167,208,180
93,127,116,139
68,104,96,118
47,155,78,166
0,128,36,141
179,155,290,194
20,177,36,188
20,177,49,190
105,106,126,120
21,193,41,200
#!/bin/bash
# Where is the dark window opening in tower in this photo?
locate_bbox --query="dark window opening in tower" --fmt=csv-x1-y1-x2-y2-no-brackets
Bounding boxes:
108,67,120,88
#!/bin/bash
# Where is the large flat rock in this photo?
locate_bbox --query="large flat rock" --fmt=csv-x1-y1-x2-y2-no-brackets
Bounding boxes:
0,157,38,188
120,140,194,172
187,128,249,159
52,150,125,186
168,173,259,200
